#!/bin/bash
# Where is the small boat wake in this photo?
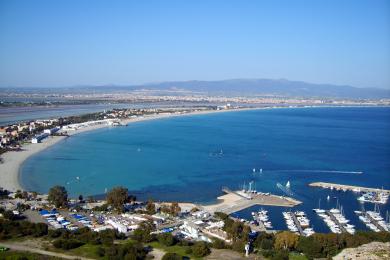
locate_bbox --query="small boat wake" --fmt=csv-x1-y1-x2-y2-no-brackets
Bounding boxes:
209,149,224,157
269,169,363,175
277,181,294,196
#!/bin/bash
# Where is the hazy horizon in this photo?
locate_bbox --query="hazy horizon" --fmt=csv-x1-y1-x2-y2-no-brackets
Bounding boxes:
0,77,389,90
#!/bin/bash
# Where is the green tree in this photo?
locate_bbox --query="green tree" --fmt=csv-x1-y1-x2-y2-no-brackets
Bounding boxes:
132,221,156,243
297,236,323,259
157,232,176,246
146,199,156,214
192,241,211,257
211,238,227,249
106,186,129,212
170,202,181,216
274,231,299,251
48,186,68,208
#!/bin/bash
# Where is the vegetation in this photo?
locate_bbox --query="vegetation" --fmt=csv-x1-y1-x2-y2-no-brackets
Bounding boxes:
191,241,211,257
157,233,176,246
145,199,156,215
162,252,183,260
48,186,68,208
274,231,299,250
214,212,250,252
160,202,181,216
132,221,156,243
1,206,390,260
106,186,131,212
0,218,48,240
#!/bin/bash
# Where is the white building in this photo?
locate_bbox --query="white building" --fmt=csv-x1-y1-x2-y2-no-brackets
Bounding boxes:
43,127,60,135
106,219,127,233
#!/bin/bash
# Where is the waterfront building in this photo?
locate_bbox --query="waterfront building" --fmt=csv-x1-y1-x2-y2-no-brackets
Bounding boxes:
31,133,49,143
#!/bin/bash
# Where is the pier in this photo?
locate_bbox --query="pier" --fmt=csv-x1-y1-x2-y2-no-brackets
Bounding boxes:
365,213,387,232
309,182,390,194
202,188,301,214
290,212,305,236
326,210,347,233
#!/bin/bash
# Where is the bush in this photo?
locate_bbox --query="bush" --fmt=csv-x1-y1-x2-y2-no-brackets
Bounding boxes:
157,233,176,246
95,246,105,257
33,223,48,237
132,221,156,243
254,232,275,250
162,252,183,260
297,236,324,259
53,239,84,250
231,239,246,252
211,238,227,249
191,241,211,257
271,250,289,260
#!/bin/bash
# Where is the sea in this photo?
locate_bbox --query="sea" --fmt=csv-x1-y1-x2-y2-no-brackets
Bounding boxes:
20,106,390,233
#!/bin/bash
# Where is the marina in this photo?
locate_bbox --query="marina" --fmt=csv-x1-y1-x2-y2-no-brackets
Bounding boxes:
251,209,273,230
282,211,314,236
313,206,355,234
355,210,390,232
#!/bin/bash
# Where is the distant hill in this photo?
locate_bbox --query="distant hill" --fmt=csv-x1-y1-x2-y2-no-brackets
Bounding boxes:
133,79,390,99
1,79,389,99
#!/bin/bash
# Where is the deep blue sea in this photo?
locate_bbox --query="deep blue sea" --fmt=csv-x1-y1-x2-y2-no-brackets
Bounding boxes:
20,107,390,232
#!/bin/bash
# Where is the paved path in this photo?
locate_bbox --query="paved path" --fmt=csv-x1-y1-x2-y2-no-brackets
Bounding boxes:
0,242,94,260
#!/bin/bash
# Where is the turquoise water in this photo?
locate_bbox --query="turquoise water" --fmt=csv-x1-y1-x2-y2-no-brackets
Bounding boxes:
21,107,390,232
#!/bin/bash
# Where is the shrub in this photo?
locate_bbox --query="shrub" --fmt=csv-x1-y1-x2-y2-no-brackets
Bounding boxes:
53,239,84,250
157,233,176,246
95,246,105,257
191,241,211,257
211,238,227,249
162,252,182,260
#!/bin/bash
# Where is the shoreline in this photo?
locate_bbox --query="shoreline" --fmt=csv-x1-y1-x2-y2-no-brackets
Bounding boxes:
1,105,387,193
0,107,258,192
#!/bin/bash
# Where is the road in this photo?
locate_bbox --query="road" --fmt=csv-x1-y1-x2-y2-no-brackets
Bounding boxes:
0,242,94,260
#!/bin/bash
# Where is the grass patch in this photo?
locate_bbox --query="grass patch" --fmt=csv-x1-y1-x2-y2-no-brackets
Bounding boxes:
68,243,103,259
148,241,203,259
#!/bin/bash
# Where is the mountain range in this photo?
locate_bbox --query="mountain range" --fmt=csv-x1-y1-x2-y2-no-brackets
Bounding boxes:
131,79,389,99
1,79,389,99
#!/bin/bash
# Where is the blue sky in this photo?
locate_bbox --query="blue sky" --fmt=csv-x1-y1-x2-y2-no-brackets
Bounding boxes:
0,0,389,88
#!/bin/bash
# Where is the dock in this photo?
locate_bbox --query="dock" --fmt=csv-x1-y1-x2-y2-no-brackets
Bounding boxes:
202,188,301,215
290,212,305,236
327,210,347,233
365,213,387,232
309,182,390,194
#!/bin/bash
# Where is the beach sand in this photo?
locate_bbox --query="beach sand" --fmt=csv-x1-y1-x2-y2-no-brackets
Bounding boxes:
0,108,256,192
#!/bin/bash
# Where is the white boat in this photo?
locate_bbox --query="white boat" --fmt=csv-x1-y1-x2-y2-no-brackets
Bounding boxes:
286,181,291,188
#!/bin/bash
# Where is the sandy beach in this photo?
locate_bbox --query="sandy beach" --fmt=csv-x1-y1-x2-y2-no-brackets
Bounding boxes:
0,107,257,192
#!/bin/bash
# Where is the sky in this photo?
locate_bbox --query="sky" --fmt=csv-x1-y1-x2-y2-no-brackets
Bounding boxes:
0,0,389,89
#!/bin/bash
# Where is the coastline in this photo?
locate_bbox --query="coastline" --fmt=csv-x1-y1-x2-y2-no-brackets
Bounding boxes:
1,105,386,193
0,107,257,192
